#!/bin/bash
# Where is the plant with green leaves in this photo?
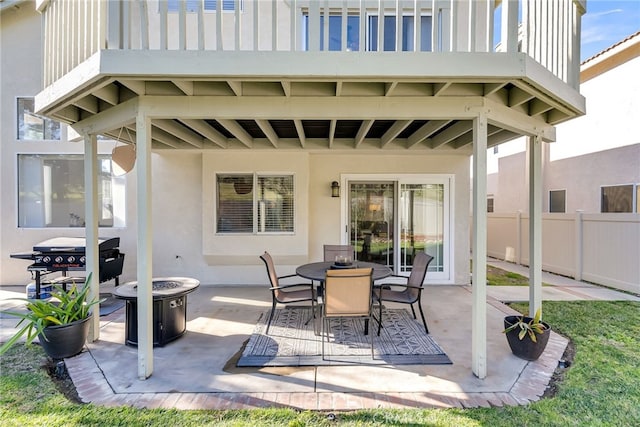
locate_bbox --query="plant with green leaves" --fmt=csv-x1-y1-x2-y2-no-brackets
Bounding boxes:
503,307,548,342
0,274,103,356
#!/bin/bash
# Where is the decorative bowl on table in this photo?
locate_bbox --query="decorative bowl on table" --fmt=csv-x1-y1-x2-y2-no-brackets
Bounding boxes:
332,255,354,268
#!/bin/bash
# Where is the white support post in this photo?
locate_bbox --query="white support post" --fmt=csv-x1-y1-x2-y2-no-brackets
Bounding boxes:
136,111,154,379
516,210,522,265
574,210,583,281
84,133,100,342
471,112,488,379
528,135,543,318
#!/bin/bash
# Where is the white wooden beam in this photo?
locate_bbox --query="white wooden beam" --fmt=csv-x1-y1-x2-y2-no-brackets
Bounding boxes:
217,119,253,147
355,120,374,147
83,133,100,342
528,134,543,318
138,96,486,120
471,111,488,380
119,79,146,95
255,119,279,147
281,81,291,97
136,111,153,380
72,97,138,135
171,80,194,96
328,119,337,148
294,119,306,147
430,121,472,148
227,81,242,96
93,84,119,105
153,119,204,148
381,120,411,147
74,96,99,114
180,119,228,148
407,120,450,147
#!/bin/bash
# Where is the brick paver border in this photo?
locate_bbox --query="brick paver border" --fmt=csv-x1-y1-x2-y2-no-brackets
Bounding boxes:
65,330,567,411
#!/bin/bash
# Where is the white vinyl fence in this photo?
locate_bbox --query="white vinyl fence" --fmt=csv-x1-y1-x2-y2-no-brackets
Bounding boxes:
486,212,640,294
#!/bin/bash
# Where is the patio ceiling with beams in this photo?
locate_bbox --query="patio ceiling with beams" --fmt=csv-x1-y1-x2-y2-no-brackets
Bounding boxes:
45,65,580,151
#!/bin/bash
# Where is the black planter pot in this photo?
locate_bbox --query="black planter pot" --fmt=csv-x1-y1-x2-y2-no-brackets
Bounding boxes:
38,316,91,359
504,316,551,361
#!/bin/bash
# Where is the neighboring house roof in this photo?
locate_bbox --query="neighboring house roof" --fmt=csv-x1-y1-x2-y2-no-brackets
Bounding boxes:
581,31,640,82
0,0,27,13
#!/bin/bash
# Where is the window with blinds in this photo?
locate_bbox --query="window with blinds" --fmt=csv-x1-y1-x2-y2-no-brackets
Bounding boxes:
216,174,294,234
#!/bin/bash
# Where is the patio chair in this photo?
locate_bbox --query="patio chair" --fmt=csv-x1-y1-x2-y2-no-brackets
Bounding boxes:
259,252,316,335
322,267,374,359
373,251,433,335
323,244,354,262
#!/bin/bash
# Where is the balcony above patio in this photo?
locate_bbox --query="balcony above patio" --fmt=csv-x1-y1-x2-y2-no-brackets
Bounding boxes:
35,0,587,150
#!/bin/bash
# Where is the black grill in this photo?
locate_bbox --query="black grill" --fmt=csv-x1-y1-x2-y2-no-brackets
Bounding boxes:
10,237,125,299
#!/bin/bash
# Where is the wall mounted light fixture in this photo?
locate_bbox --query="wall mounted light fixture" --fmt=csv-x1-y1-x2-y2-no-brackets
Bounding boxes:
331,181,340,198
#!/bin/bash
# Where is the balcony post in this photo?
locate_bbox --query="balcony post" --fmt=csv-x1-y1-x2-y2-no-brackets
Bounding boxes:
136,110,154,380
471,111,488,380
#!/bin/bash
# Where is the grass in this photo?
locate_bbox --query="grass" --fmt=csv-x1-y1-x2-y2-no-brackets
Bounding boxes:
485,264,551,286
1,299,639,426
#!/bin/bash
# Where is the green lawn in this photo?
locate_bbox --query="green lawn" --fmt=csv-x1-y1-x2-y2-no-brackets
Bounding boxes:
1,300,639,426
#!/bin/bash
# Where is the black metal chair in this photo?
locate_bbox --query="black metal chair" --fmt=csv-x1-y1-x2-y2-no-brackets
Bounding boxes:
323,244,354,262
373,252,434,335
259,252,316,335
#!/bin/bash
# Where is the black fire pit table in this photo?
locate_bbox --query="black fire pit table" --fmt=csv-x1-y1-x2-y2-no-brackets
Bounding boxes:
113,277,200,347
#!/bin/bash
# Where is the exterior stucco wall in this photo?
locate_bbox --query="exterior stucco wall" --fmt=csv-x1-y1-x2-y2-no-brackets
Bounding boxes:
0,5,136,287
544,144,640,213
552,54,640,161
495,151,529,212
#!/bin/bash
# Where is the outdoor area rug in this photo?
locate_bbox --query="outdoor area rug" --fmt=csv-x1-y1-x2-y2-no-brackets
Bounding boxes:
237,306,452,367
99,293,124,317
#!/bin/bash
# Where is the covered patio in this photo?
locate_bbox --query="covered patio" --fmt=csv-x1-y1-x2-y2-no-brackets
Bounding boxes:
35,283,567,410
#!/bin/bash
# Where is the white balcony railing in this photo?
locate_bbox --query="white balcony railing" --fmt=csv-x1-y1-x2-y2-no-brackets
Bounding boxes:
40,0,585,89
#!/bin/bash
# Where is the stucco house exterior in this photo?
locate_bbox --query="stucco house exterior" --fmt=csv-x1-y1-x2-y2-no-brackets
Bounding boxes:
1,0,586,380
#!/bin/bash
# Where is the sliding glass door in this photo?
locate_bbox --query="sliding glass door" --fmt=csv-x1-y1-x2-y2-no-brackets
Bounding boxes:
346,175,451,280
349,182,395,267
399,183,444,274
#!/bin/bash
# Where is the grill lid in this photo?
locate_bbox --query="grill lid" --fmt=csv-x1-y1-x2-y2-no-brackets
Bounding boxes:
33,237,119,253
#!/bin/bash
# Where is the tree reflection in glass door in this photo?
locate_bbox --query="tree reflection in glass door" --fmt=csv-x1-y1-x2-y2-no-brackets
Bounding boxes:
399,183,444,273
349,182,395,268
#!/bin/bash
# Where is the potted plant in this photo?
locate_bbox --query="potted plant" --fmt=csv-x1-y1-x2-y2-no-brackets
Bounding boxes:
503,308,551,361
0,274,103,359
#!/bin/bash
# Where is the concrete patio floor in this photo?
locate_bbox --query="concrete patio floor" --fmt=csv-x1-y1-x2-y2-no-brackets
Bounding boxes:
4,259,637,411
1,279,573,410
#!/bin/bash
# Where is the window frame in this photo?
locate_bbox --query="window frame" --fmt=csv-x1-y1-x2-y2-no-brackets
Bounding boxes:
367,13,433,52
549,189,566,213
166,0,242,13
600,184,636,213
17,153,125,229
487,196,494,213
301,11,433,52
215,172,295,235
16,96,61,142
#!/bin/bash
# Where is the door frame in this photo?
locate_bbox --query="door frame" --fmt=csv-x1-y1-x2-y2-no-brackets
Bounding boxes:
340,173,455,283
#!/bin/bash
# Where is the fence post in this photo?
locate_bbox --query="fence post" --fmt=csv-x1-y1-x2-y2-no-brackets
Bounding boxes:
516,210,522,265
575,210,583,281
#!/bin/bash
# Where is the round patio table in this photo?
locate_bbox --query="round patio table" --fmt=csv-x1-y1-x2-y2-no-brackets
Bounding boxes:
296,261,392,282
296,261,391,336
